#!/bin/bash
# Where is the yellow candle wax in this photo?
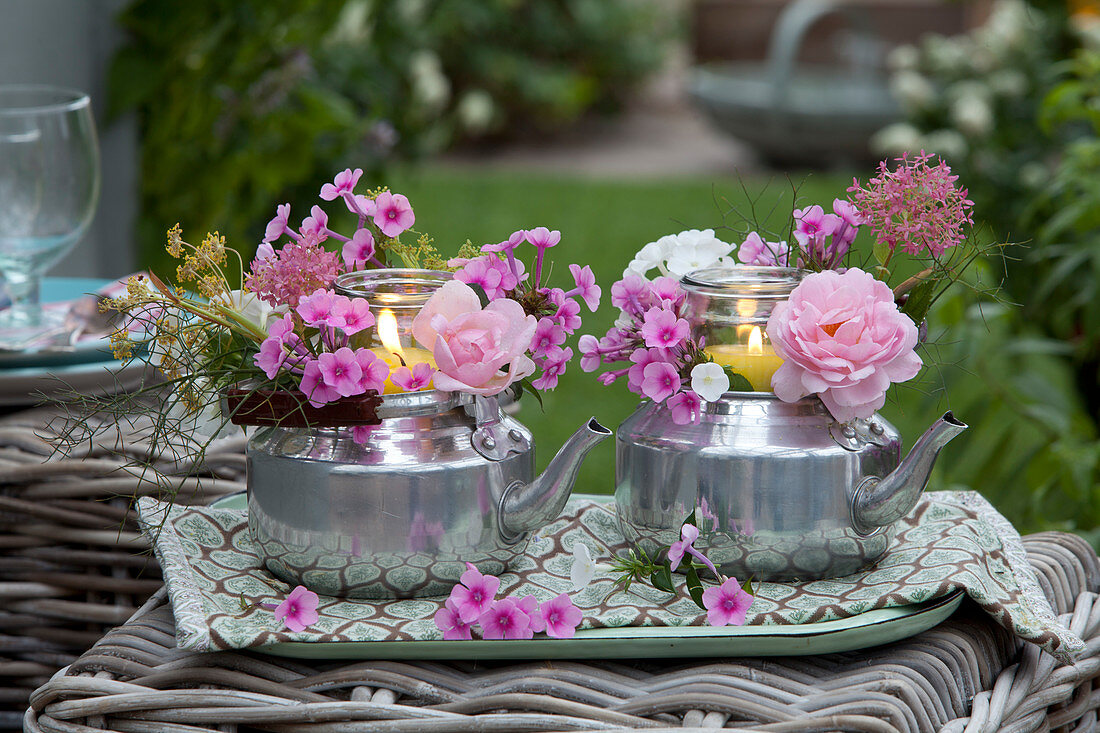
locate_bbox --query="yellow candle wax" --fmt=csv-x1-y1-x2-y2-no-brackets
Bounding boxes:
704,327,784,392
369,345,436,394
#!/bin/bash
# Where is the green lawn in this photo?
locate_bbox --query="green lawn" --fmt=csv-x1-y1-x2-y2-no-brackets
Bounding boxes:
386,166,855,494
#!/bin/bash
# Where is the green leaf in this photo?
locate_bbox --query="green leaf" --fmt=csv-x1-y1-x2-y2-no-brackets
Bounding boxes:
741,576,755,597
902,279,936,325
873,239,892,266
724,369,754,392
651,565,675,593
518,378,544,410
681,509,698,531
685,565,706,609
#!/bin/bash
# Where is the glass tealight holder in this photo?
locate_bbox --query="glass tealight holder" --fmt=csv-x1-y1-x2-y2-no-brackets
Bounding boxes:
334,269,450,393
681,266,806,393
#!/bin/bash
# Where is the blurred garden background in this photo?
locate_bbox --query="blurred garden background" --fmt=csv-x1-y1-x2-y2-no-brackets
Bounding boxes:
5,0,1099,539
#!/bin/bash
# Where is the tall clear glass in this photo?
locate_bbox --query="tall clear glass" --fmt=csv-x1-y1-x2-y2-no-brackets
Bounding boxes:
0,86,100,341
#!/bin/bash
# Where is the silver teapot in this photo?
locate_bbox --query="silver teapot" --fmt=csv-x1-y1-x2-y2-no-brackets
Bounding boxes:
615,393,965,581
248,390,609,599
614,266,966,582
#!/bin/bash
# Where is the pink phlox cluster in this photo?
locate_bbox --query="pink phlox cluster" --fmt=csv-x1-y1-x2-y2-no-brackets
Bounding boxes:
579,275,706,423
848,150,973,258
454,254,524,300
435,564,583,641
701,577,753,627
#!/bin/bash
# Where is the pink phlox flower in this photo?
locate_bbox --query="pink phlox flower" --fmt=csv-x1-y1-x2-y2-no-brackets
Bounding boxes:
553,296,582,333
299,359,341,407
331,296,375,335
667,522,700,571
320,168,363,201
578,334,602,372
373,191,415,238
318,347,364,397
702,577,754,627
274,585,320,633
263,203,292,243
354,348,390,394
699,497,719,532
531,318,567,357
342,229,376,270
450,562,501,623
649,276,684,307
848,151,973,257
641,361,682,403
245,241,342,308
515,595,546,633
627,348,666,394
268,313,297,343
641,308,689,349
525,226,561,250
532,346,572,390
300,205,330,241
738,232,790,267
482,229,527,254
793,205,842,250
296,288,336,327
345,193,376,218
539,593,583,639
434,599,475,641
567,264,601,312
455,255,516,300
667,389,702,425
611,275,649,315
832,198,865,227
391,362,435,391
479,598,534,640
255,337,294,379
351,425,375,445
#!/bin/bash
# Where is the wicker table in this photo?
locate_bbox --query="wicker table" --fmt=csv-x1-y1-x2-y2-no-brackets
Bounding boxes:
6,410,1100,732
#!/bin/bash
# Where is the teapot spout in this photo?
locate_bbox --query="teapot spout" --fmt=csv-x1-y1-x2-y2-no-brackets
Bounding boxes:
852,412,967,533
499,418,611,540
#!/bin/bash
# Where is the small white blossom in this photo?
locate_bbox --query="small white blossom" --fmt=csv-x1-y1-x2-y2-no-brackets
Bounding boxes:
691,362,730,403
571,543,597,591
663,229,735,277
951,96,994,137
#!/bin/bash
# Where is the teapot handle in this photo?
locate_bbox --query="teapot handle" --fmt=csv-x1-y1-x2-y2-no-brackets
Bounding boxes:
468,394,531,461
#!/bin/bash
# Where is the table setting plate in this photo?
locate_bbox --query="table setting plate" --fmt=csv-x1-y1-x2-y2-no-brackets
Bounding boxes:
211,493,965,660
0,277,147,405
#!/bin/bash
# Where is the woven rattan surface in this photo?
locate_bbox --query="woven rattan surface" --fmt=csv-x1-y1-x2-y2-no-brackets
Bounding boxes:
0,407,243,730
6,408,1100,732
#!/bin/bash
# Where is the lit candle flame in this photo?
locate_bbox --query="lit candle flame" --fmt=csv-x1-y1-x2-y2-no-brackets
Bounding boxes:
377,308,406,364
748,326,764,356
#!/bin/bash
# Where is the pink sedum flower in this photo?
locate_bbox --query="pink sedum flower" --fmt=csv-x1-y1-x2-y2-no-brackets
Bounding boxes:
391,362,435,392
701,577,753,627
246,241,342,308
412,280,537,396
539,593,583,639
479,598,533,640
434,599,475,640
320,168,363,201
373,191,415,238
766,268,922,423
274,585,320,633
449,562,501,624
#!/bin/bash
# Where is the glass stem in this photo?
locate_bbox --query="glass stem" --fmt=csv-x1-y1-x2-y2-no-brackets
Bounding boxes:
4,272,42,326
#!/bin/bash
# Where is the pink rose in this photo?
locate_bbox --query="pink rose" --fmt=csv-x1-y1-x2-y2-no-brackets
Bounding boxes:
766,268,922,422
412,280,537,396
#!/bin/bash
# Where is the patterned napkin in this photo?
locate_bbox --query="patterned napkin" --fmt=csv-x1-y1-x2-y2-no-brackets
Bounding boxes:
137,491,1083,662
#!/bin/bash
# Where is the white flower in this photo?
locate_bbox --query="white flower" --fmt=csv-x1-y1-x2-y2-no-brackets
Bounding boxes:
215,289,276,331
691,362,730,402
571,543,597,591
890,70,936,113
951,96,994,137
457,90,494,133
662,229,735,277
871,123,921,156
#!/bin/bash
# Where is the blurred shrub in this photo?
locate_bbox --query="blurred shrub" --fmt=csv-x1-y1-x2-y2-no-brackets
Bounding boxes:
109,0,668,274
876,0,1100,535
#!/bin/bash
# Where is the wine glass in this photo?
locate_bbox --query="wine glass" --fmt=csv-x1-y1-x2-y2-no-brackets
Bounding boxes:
0,85,100,345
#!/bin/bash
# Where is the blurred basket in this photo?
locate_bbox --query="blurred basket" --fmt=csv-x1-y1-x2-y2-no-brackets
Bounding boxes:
0,406,244,730
691,0,900,165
